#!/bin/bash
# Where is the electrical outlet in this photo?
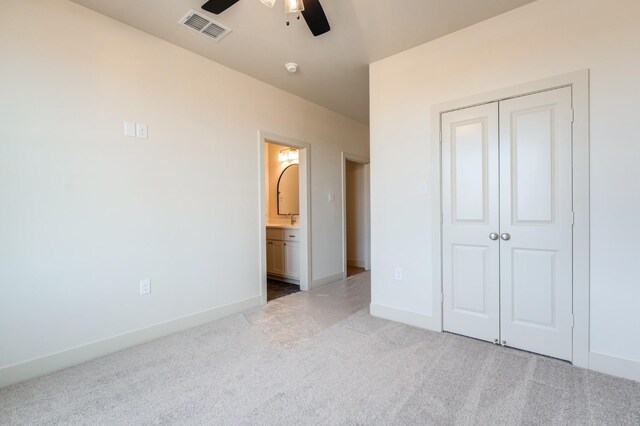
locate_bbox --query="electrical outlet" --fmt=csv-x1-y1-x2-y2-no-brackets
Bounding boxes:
136,123,148,140
139,279,151,295
394,268,403,281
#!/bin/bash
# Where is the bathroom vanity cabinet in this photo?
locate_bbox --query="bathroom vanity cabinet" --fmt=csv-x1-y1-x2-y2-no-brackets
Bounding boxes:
266,227,300,282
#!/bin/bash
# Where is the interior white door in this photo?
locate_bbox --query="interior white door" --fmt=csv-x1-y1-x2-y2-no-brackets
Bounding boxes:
442,103,500,343
499,87,573,361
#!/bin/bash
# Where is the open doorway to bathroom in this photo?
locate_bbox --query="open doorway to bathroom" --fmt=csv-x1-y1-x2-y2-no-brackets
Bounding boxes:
259,132,311,304
342,153,370,279
265,141,301,301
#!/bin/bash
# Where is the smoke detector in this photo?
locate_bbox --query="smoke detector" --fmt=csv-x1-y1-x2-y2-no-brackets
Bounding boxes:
285,62,299,73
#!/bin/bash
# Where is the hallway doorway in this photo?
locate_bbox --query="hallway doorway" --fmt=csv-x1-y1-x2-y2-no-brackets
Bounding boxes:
342,153,370,279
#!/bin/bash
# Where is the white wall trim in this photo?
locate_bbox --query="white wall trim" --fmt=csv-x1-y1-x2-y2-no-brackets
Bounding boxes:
363,164,371,271
259,131,312,300
430,70,591,369
590,352,640,382
341,152,371,279
0,295,262,389
310,272,344,290
370,303,437,331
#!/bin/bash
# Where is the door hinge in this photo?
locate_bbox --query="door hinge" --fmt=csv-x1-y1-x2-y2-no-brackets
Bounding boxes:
570,109,575,123
570,314,575,328
440,211,443,224
440,291,443,303
571,211,575,226
439,130,442,143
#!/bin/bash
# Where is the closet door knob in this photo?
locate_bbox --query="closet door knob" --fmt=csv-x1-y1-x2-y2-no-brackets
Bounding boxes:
501,233,511,241
489,233,499,241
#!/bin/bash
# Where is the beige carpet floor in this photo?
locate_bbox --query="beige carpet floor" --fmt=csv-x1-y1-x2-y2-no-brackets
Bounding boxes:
1,272,639,425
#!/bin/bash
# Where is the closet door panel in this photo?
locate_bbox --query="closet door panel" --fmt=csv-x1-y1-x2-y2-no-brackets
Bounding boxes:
499,87,573,361
442,103,500,343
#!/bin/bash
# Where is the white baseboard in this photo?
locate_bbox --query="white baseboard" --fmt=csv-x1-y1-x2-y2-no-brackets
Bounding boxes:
310,272,344,290
370,303,438,331
0,296,262,389
347,259,365,268
589,351,640,382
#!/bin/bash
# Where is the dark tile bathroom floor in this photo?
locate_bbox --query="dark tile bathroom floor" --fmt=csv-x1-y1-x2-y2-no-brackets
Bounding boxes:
267,279,301,302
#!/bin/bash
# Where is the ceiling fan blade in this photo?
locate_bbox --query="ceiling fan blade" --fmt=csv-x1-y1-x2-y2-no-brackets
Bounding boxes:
301,0,331,37
202,0,240,15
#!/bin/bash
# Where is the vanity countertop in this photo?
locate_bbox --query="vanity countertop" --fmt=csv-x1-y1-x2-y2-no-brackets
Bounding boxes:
266,224,300,230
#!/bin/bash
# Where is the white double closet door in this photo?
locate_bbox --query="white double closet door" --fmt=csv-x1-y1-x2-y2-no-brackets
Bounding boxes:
442,87,574,361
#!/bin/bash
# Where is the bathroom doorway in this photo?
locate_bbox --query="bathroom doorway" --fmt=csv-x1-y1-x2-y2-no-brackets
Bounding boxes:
259,132,311,304
342,153,370,279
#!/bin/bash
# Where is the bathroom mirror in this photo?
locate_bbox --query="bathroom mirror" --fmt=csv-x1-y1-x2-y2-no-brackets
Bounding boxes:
277,164,300,216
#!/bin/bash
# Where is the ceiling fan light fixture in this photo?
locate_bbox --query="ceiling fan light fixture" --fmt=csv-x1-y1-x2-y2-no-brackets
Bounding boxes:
260,0,276,8
284,0,305,14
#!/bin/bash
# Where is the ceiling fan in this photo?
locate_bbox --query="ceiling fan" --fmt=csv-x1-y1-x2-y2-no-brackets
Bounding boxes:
201,0,331,36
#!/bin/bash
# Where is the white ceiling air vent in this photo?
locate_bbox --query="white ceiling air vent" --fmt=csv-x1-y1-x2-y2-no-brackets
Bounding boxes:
179,10,231,42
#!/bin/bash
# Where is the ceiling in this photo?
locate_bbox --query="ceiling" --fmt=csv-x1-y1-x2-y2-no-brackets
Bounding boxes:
70,0,536,123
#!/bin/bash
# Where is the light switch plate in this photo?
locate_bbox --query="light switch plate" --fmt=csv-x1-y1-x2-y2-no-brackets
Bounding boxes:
139,279,151,295
418,183,428,196
136,123,148,140
124,121,136,137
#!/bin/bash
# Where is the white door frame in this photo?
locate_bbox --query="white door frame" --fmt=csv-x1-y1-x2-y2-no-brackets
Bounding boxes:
341,152,371,279
430,70,590,368
259,131,312,304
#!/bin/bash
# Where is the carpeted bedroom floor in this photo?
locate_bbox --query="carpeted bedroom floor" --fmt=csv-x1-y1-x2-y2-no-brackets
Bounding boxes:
1,271,639,425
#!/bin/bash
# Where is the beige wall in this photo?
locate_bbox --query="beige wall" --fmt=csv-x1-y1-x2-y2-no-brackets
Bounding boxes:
346,161,366,267
370,0,640,380
0,0,368,381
